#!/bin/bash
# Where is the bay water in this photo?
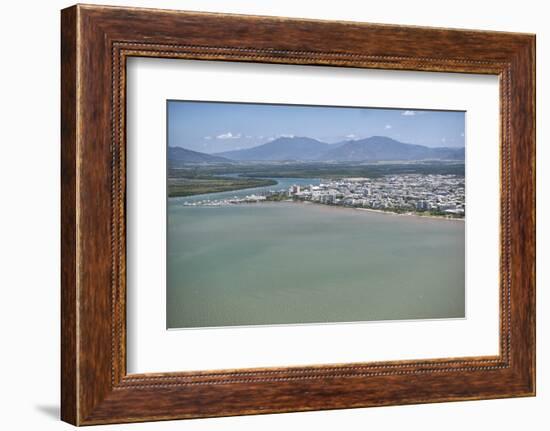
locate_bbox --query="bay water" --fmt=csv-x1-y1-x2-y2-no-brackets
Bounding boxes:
167,197,465,328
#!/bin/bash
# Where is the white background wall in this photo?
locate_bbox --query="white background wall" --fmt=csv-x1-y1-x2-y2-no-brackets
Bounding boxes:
0,0,546,429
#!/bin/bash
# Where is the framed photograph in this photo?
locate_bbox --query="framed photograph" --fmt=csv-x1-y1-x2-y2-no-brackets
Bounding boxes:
61,4,536,425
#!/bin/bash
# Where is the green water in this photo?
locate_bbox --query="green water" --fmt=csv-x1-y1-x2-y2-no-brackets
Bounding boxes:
167,202,465,328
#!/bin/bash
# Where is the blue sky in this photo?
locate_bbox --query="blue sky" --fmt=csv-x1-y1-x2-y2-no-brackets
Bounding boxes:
168,100,465,153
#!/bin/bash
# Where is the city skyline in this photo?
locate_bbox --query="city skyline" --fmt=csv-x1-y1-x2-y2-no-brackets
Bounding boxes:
168,100,466,154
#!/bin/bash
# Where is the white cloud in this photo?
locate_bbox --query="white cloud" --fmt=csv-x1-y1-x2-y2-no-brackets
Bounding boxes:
245,135,253,139
204,136,212,140
402,110,416,116
264,134,294,141
345,134,357,139
216,132,241,139
384,124,392,129
461,132,465,137
441,137,447,143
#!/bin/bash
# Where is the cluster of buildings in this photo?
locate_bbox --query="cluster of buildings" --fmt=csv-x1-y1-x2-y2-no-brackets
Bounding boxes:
180,174,465,218
286,174,465,217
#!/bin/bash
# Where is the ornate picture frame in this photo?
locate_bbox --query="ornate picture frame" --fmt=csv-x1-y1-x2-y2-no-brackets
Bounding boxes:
61,4,535,425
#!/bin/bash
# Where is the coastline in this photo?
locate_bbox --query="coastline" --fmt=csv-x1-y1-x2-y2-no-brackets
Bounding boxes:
175,197,464,222
167,178,277,198
295,200,465,222
353,205,465,222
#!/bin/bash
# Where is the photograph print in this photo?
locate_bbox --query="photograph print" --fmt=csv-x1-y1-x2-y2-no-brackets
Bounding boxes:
166,101,466,329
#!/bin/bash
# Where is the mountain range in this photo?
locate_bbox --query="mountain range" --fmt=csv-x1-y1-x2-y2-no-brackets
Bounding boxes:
168,146,231,164
216,137,331,161
317,136,464,162
169,136,465,164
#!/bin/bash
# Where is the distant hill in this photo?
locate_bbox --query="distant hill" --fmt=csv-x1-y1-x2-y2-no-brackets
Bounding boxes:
171,136,465,164
168,146,232,164
318,136,464,162
215,137,331,161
